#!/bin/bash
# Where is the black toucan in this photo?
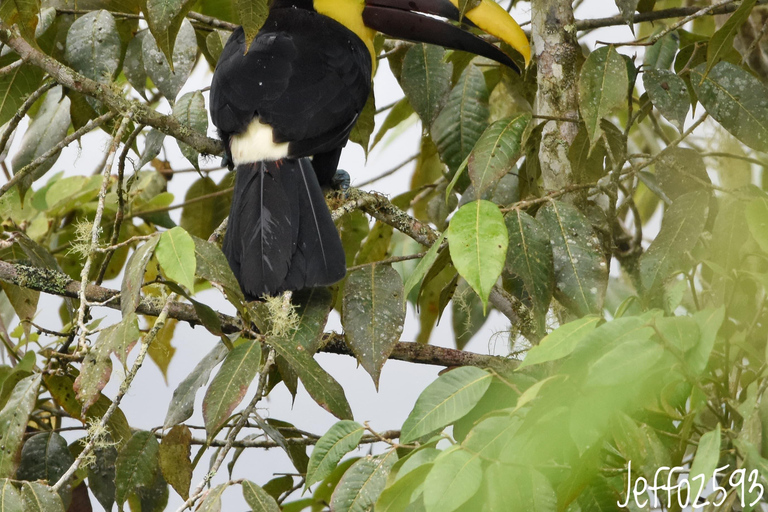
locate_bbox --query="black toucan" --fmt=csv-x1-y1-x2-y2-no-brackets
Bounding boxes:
210,0,530,300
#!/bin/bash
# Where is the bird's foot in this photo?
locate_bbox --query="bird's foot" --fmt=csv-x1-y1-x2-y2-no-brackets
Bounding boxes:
331,169,351,191
221,154,234,170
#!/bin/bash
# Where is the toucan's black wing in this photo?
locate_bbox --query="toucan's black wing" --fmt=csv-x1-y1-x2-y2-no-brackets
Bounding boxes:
210,9,372,160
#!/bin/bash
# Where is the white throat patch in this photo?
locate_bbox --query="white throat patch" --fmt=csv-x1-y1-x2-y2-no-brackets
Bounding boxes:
230,119,290,165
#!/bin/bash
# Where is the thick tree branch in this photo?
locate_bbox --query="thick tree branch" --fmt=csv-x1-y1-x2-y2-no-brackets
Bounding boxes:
0,21,223,157
0,260,514,369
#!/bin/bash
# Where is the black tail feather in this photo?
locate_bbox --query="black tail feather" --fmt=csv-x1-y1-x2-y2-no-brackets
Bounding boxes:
223,159,346,300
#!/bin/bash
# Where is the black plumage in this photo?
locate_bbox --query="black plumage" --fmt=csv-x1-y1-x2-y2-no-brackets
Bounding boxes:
210,2,371,298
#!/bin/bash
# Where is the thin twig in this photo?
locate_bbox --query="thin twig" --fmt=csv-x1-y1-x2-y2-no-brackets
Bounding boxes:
356,154,418,188
52,294,176,492
347,252,427,273
73,116,131,353
0,111,117,199
127,187,233,218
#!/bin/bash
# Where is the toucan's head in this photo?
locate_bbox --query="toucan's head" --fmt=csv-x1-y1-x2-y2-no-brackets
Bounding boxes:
313,0,530,73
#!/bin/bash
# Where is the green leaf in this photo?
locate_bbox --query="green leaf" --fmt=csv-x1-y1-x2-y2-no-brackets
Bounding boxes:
536,201,608,316
615,0,638,24
173,91,208,170
447,200,508,312
401,367,492,444
20,482,64,512
10,87,71,197
690,62,768,152
65,10,121,84
88,439,118,511
242,480,280,512
748,197,768,253
468,114,530,200
0,478,22,511
306,421,365,487
403,232,446,301
342,265,406,387
643,68,689,132
203,340,262,436
159,425,192,500
432,64,490,173
193,236,245,310
142,18,197,100
579,45,628,145
423,447,482,512
644,32,679,70
639,190,709,297
16,432,73,493
349,90,376,156
121,234,160,316
196,483,227,512
0,0,40,44
504,211,554,330
689,424,721,499
137,129,166,170
585,331,662,387
568,124,606,184
0,374,40,478
400,44,453,126
519,316,601,368
268,335,353,420
376,463,431,512
705,0,757,77
115,431,160,506
143,0,196,71
235,0,268,48
372,99,415,149
164,342,228,428
124,30,150,98
484,464,557,512
0,56,44,128
156,226,197,291
135,470,169,512
655,147,710,200
330,451,398,512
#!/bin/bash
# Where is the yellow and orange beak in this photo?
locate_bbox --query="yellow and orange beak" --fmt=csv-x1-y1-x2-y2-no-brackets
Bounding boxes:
363,0,530,72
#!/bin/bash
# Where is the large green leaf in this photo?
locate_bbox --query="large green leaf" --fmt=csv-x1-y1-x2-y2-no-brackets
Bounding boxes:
447,200,508,312
371,99,415,149
403,232,446,301
376,463,431,512
158,425,192,500
0,478,22,511
115,431,160,506
691,62,768,152
705,0,757,77
88,439,118,511
121,234,160,316
16,432,74,490
638,190,709,297
20,482,64,512
173,91,208,170
536,201,608,316
655,147,710,200
306,420,365,487
330,451,398,512
643,68,689,132
644,32,678,70
268,335,352,420
242,480,280,512
468,114,530,200
143,0,196,70
423,447,482,512
349,90,376,155
124,30,150,98
10,87,70,196
164,342,228,428
342,265,406,387
519,316,601,369
689,424,721,500
484,464,557,512
432,64,490,173
579,45,628,145
0,374,40,478
0,0,40,43
203,340,262,436
65,10,121,83
235,0,268,48
400,44,453,126
0,55,44,128
193,236,244,310
401,367,492,444
504,210,554,330
142,18,197,100
156,226,197,291
746,197,768,253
